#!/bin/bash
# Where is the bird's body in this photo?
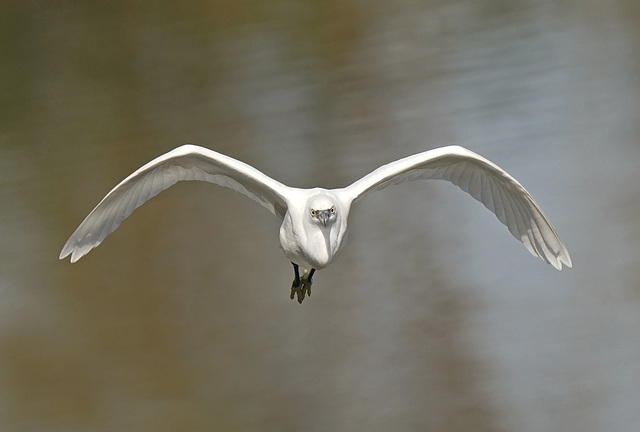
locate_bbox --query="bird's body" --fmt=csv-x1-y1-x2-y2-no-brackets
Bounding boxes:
60,145,572,303
279,190,348,270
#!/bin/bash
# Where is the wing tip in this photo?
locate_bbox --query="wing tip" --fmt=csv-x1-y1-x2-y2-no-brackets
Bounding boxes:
59,245,80,263
59,238,97,263
61,248,90,263
547,249,572,270
559,251,573,269
59,240,73,261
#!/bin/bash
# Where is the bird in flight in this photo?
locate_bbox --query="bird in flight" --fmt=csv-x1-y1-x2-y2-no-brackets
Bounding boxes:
60,145,572,303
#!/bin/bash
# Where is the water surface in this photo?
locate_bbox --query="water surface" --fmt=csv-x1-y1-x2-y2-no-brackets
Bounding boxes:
2,1,639,431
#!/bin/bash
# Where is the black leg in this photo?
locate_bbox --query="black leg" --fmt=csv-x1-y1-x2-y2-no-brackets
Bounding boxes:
291,262,301,287
290,263,305,303
307,268,316,284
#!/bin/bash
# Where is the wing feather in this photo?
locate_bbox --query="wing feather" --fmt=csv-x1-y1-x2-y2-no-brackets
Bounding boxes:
60,145,291,262
341,146,572,269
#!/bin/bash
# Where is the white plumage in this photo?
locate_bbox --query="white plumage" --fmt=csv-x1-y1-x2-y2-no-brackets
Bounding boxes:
60,145,571,302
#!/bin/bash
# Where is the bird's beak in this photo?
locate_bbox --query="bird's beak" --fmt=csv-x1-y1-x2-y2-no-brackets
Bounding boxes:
318,211,329,227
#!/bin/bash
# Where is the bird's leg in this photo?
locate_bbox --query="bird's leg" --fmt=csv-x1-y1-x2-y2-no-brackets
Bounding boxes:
290,263,305,303
307,268,316,283
302,268,316,297
290,264,318,303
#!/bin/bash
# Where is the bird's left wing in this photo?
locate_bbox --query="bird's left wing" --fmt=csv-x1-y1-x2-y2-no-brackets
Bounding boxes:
60,145,291,262
340,146,572,270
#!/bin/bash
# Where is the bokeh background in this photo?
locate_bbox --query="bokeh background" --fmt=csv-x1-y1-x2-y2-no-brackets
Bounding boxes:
2,0,640,431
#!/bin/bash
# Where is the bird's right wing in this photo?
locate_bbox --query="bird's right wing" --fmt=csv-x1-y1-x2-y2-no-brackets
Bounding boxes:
60,145,292,263
340,146,572,270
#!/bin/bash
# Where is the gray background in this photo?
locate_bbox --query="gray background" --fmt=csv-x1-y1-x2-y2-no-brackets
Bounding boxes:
2,0,639,431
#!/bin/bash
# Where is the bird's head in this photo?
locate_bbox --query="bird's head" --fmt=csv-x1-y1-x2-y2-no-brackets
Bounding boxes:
307,196,338,228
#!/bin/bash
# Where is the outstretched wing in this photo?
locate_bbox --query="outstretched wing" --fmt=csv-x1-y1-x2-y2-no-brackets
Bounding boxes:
60,145,291,262
341,146,572,270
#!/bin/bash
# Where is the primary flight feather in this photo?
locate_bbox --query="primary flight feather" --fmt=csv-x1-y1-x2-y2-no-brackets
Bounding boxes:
60,145,572,303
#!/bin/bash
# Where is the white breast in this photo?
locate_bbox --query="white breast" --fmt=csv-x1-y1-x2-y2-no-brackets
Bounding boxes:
278,208,348,270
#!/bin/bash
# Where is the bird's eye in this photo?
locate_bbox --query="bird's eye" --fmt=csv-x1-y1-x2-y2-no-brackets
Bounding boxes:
329,207,335,214
310,209,316,216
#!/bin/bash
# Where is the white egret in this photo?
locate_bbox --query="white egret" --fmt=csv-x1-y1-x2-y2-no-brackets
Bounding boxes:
60,145,572,303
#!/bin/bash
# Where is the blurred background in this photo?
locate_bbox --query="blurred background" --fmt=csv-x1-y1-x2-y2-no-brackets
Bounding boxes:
2,0,640,431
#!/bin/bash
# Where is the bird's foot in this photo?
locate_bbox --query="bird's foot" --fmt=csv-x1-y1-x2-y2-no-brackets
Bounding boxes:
290,279,306,304
289,269,313,304
302,274,312,298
